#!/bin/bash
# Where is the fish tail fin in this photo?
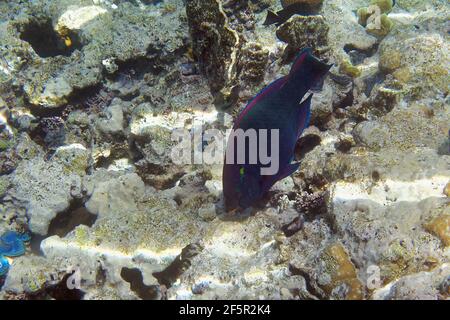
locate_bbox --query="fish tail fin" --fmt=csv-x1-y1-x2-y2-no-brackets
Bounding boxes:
263,10,280,26
290,48,332,78
287,48,332,95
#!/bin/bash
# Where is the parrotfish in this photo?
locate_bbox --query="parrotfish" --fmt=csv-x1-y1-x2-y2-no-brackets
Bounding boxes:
222,48,331,213
263,1,322,27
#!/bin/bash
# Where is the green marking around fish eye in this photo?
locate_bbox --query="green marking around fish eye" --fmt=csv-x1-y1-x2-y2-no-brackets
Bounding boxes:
240,167,245,176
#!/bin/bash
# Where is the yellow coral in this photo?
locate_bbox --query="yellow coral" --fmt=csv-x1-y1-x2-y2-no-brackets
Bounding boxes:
319,243,364,299
0,139,13,151
444,182,450,197
357,1,394,36
339,59,361,78
27,272,47,292
64,36,72,47
366,14,394,37
357,7,371,27
370,0,394,14
392,67,412,83
162,3,177,15
75,226,89,246
424,214,450,247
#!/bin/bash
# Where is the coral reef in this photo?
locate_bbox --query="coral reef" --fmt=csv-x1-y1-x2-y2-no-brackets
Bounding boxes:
276,15,329,60
315,243,364,299
0,0,186,108
186,0,270,107
186,0,240,95
379,31,449,98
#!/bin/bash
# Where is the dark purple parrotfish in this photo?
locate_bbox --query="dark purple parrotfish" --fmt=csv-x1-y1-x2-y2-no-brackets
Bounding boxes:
222,48,331,213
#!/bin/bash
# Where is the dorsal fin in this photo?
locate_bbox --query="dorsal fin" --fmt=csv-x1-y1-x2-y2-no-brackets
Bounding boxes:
234,76,288,128
289,48,312,77
290,48,332,77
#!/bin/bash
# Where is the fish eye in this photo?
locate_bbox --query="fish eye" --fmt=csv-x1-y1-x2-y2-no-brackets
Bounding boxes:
239,167,245,176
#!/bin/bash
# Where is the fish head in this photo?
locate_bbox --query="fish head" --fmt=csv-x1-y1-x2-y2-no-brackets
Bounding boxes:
237,169,263,209
223,164,263,212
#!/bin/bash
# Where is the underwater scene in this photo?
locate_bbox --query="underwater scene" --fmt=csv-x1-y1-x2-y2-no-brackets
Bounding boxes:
0,0,448,301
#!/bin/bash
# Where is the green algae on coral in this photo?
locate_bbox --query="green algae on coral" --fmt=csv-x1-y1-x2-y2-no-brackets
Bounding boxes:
54,145,89,176
339,59,361,78
370,0,394,14
366,14,394,37
0,177,9,197
357,7,371,27
0,139,14,151
74,225,90,246
424,214,450,247
162,3,177,15
318,243,364,300
357,0,394,36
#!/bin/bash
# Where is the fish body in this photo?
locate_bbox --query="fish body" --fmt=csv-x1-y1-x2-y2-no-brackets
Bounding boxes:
263,2,322,26
223,48,331,212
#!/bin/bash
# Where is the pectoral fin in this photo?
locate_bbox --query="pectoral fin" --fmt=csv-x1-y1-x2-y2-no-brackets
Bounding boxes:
261,162,300,192
278,162,300,181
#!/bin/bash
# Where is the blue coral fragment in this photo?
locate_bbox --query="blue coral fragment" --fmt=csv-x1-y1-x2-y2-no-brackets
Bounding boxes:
0,231,31,257
0,256,10,276
0,231,30,276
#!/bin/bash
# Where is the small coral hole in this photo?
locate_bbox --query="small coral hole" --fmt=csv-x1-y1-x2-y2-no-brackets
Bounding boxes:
47,202,97,238
19,19,83,58
343,43,379,65
30,202,97,255
295,134,322,160
45,272,85,300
